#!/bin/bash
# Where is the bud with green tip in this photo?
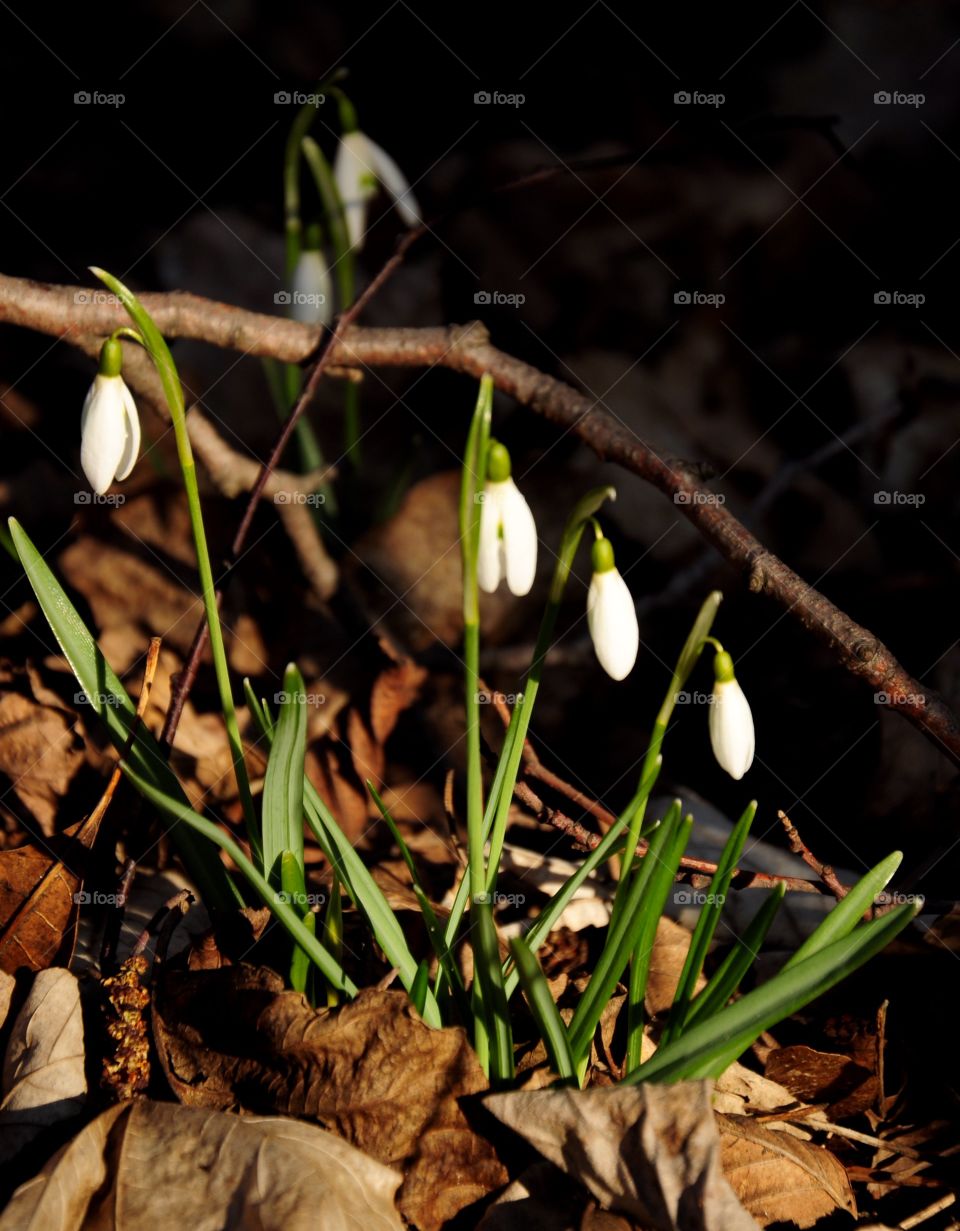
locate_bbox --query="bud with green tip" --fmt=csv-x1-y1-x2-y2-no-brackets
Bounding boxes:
587,535,639,680
477,440,538,597
709,648,755,780
290,222,333,326
80,336,141,495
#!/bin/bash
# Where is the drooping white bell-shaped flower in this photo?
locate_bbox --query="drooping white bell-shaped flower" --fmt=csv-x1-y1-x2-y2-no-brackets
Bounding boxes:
333,129,420,252
586,536,639,680
477,441,537,596
708,649,755,780
289,228,333,325
80,337,141,495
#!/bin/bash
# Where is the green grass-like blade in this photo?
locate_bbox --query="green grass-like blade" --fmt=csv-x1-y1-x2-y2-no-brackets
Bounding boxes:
567,802,685,1062
247,699,438,1025
474,899,514,1082
368,783,466,1005
623,812,695,1073
511,937,576,1081
782,850,903,970
8,517,239,910
502,756,663,1001
684,883,786,1027
661,800,757,1044
626,897,917,1084
262,664,307,884
281,850,313,995
122,763,356,993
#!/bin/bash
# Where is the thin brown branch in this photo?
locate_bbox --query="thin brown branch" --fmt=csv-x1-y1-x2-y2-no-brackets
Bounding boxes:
778,809,849,900
513,775,834,896
2,271,958,768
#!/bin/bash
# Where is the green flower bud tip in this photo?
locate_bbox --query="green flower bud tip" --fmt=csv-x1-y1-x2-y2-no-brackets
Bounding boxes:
303,221,323,251
591,535,616,575
713,649,736,683
98,336,124,378
486,439,512,483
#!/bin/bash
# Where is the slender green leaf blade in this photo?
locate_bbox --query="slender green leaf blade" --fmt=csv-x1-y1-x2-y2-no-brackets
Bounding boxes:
626,899,917,1084
262,664,307,884
511,937,576,1081
662,800,757,1043
8,517,238,910
568,803,684,1062
783,851,903,970
684,883,786,1028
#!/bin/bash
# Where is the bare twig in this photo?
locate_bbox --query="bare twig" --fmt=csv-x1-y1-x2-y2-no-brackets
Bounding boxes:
511,760,835,896
2,271,959,769
778,809,848,900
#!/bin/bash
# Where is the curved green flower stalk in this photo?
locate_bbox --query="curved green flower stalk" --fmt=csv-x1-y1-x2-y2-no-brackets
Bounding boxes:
90,267,260,862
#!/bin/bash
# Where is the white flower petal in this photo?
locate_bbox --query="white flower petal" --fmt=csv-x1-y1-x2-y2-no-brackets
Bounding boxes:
80,376,127,495
709,679,755,780
334,132,376,250
290,251,333,325
497,478,537,596
477,484,504,593
365,135,421,227
114,378,141,482
587,568,639,680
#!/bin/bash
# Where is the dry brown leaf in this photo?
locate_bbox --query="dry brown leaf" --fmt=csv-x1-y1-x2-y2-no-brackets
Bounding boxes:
644,917,701,1015
350,472,519,652
58,536,265,675
0,1100,404,1231
717,1112,857,1228
152,970,507,1230
0,968,85,1163
765,1043,879,1120
0,971,14,1027
478,1161,597,1231
485,1082,759,1231
0,672,84,835
0,824,92,974
713,1062,803,1117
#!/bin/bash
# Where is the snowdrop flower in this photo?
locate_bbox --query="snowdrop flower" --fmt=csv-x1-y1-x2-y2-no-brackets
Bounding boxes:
477,441,537,596
80,337,140,495
334,128,420,251
709,649,755,780
587,536,639,681
289,225,333,326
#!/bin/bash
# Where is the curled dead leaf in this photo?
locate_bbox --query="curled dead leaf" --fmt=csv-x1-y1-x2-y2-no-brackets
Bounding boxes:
0,1100,404,1230
718,1112,857,1228
152,969,506,1230
0,968,85,1163
485,1082,759,1231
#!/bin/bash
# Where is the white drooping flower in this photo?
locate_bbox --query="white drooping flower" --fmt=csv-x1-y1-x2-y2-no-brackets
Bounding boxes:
586,536,639,681
289,245,333,326
477,441,537,596
708,650,755,780
80,338,140,495
333,129,420,251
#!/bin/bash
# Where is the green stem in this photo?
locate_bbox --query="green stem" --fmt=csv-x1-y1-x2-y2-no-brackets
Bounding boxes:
301,135,360,463
614,589,723,910
617,589,723,1073
485,486,618,894
91,268,261,865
